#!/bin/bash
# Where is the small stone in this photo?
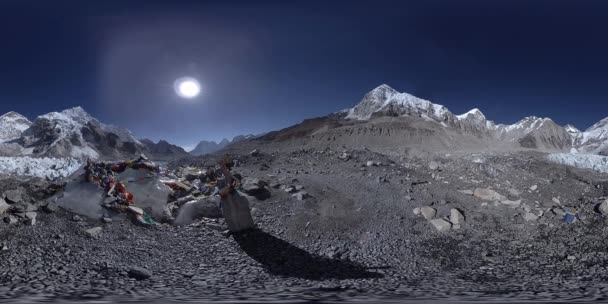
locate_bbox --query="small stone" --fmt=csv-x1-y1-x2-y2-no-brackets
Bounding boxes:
567,255,576,261
500,199,522,207
366,161,376,167
473,188,507,201
293,191,309,201
102,217,112,223
457,189,474,195
508,188,521,197
552,208,566,217
420,206,436,220
284,186,296,193
249,149,260,156
85,227,103,238
428,161,440,171
552,197,561,205
295,185,304,191
412,207,421,215
530,185,538,191
523,212,539,222
128,267,152,280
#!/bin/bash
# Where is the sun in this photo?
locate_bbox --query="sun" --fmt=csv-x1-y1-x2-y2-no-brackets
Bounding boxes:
174,77,201,99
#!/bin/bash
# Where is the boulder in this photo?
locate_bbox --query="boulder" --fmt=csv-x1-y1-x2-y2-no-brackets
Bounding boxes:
450,208,465,225
429,218,451,232
598,199,608,215
420,206,436,220
3,188,24,204
242,178,268,196
85,227,103,238
128,267,152,280
473,188,507,202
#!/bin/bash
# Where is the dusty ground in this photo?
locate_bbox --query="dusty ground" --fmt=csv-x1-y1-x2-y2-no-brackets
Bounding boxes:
1,148,608,303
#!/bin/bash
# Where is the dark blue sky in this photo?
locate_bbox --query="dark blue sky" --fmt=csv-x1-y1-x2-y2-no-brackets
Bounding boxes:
1,0,608,149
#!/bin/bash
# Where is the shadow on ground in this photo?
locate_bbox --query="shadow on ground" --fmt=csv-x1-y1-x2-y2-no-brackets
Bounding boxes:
233,229,384,280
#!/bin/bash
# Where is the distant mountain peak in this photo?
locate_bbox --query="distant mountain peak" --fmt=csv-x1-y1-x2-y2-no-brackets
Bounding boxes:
0,111,32,143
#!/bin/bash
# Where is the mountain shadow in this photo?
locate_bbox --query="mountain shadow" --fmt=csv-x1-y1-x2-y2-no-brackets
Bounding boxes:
233,229,384,280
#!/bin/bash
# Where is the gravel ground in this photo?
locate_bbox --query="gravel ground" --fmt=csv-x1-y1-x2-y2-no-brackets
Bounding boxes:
2,148,608,303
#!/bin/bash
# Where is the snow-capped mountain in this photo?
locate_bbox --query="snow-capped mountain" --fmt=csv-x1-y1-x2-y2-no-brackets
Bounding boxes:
190,139,230,156
347,84,452,122
0,111,32,143
345,84,606,153
14,106,145,159
577,117,608,155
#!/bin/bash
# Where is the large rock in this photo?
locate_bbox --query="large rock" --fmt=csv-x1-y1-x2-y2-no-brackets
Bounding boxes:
450,208,465,225
429,218,451,232
175,197,222,225
241,178,265,195
3,188,24,204
473,188,507,201
598,199,608,215
420,206,436,220
128,267,152,280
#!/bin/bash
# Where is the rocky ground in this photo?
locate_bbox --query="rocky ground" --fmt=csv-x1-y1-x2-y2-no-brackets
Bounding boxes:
2,148,608,303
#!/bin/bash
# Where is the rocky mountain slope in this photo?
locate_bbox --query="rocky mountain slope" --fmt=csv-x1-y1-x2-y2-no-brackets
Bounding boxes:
190,139,230,156
243,84,607,156
0,112,32,143
140,139,190,160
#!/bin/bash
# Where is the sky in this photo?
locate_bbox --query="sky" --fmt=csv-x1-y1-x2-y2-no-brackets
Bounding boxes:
1,0,608,150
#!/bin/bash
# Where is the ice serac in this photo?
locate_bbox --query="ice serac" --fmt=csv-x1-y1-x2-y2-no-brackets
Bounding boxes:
346,84,452,123
15,107,147,160
0,111,32,143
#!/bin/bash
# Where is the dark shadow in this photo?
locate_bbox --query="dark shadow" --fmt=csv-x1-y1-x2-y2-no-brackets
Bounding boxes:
233,229,384,280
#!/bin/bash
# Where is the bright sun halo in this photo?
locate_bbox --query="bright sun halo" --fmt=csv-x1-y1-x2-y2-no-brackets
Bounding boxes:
174,77,201,99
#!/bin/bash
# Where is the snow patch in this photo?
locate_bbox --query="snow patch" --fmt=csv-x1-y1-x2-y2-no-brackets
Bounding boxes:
548,153,608,174
0,157,82,179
